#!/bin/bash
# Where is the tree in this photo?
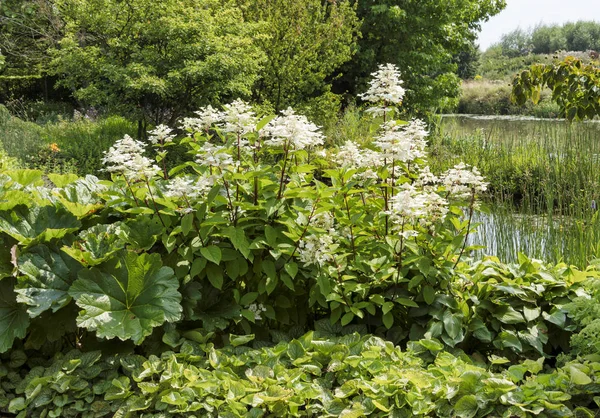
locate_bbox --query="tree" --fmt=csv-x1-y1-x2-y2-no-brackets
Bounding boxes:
454,39,481,80
333,0,506,116
499,28,532,58
236,0,359,116
49,0,264,132
512,56,600,121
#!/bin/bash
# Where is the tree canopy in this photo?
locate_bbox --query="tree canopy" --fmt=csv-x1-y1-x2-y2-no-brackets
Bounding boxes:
334,0,506,115
49,0,263,127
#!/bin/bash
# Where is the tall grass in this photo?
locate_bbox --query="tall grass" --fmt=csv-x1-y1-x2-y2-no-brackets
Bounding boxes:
432,115,600,266
0,105,136,176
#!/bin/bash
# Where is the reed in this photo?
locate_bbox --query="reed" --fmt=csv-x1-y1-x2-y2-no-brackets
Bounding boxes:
432,115,600,266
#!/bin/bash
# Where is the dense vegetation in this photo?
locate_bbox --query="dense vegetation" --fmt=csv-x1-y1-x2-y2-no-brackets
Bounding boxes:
3,1,600,417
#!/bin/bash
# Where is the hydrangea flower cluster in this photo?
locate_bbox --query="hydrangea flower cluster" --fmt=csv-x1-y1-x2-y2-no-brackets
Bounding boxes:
374,120,428,163
148,124,175,145
222,99,257,136
263,107,324,150
102,134,160,181
180,105,225,133
440,162,488,200
360,63,406,116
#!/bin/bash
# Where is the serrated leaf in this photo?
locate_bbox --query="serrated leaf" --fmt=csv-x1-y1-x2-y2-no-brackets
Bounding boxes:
0,278,30,353
62,224,126,266
69,252,182,344
16,244,81,317
224,226,250,259
200,245,222,265
0,205,81,246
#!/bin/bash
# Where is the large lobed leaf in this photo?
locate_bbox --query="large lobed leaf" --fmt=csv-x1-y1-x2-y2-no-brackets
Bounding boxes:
0,205,81,246
69,251,182,344
16,244,82,318
0,277,30,353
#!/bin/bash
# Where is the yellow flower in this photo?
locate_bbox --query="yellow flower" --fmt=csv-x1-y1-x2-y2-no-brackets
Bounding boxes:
49,143,60,152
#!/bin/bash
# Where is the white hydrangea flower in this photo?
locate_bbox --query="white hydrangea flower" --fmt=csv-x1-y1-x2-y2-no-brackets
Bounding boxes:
102,134,161,180
248,303,267,320
414,166,440,190
360,63,405,107
298,233,335,267
148,124,175,145
374,119,428,163
440,162,488,200
388,183,448,226
196,142,234,169
180,105,225,133
222,99,256,136
334,141,382,181
263,107,324,150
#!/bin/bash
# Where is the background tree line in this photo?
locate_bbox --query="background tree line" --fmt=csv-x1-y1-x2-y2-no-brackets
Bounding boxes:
0,0,505,128
495,21,600,59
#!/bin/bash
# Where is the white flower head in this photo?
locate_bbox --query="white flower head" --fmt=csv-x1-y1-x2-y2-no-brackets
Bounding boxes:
360,63,405,106
102,134,161,180
388,183,448,226
196,142,234,170
222,99,256,136
440,162,488,200
148,124,175,145
374,119,428,163
180,105,225,133
263,107,324,150
248,303,267,320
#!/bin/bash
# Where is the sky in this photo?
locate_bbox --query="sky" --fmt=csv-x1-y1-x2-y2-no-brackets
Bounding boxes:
477,0,600,51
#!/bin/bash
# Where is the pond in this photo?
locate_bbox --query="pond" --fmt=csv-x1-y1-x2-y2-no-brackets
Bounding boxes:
437,114,600,267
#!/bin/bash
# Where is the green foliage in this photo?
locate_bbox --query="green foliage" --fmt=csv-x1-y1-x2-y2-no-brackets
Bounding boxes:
50,0,263,125
336,0,506,116
512,57,600,121
237,0,359,116
2,332,600,417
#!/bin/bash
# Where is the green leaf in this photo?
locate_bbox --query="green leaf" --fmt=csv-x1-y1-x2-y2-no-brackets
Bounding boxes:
382,312,394,329
454,395,478,418
16,244,81,317
200,245,222,265
7,169,43,187
62,224,126,266
224,226,250,259
229,334,255,347
0,278,30,353
443,309,462,339
397,297,419,308
284,262,298,279
0,205,81,246
423,285,435,305
206,264,224,290
69,252,182,344
341,312,354,326
120,216,163,251
47,173,80,188
570,366,593,385
494,306,525,324
523,306,541,322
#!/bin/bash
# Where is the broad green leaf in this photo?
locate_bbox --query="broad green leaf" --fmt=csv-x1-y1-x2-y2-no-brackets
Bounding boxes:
62,224,126,266
0,205,81,246
523,306,541,322
443,309,462,339
69,252,182,344
423,285,435,305
494,306,525,324
570,366,593,385
119,216,163,251
454,395,478,418
0,278,30,353
230,334,255,347
224,226,251,259
47,173,80,188
16,244,81,317
206,264,224,290
382,312,394,329
7,169,43,187
284,262,298,279
200,245,222,265
55,176,105,218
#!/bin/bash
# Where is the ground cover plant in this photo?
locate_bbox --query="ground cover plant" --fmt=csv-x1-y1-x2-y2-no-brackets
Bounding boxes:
1,65,600,417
